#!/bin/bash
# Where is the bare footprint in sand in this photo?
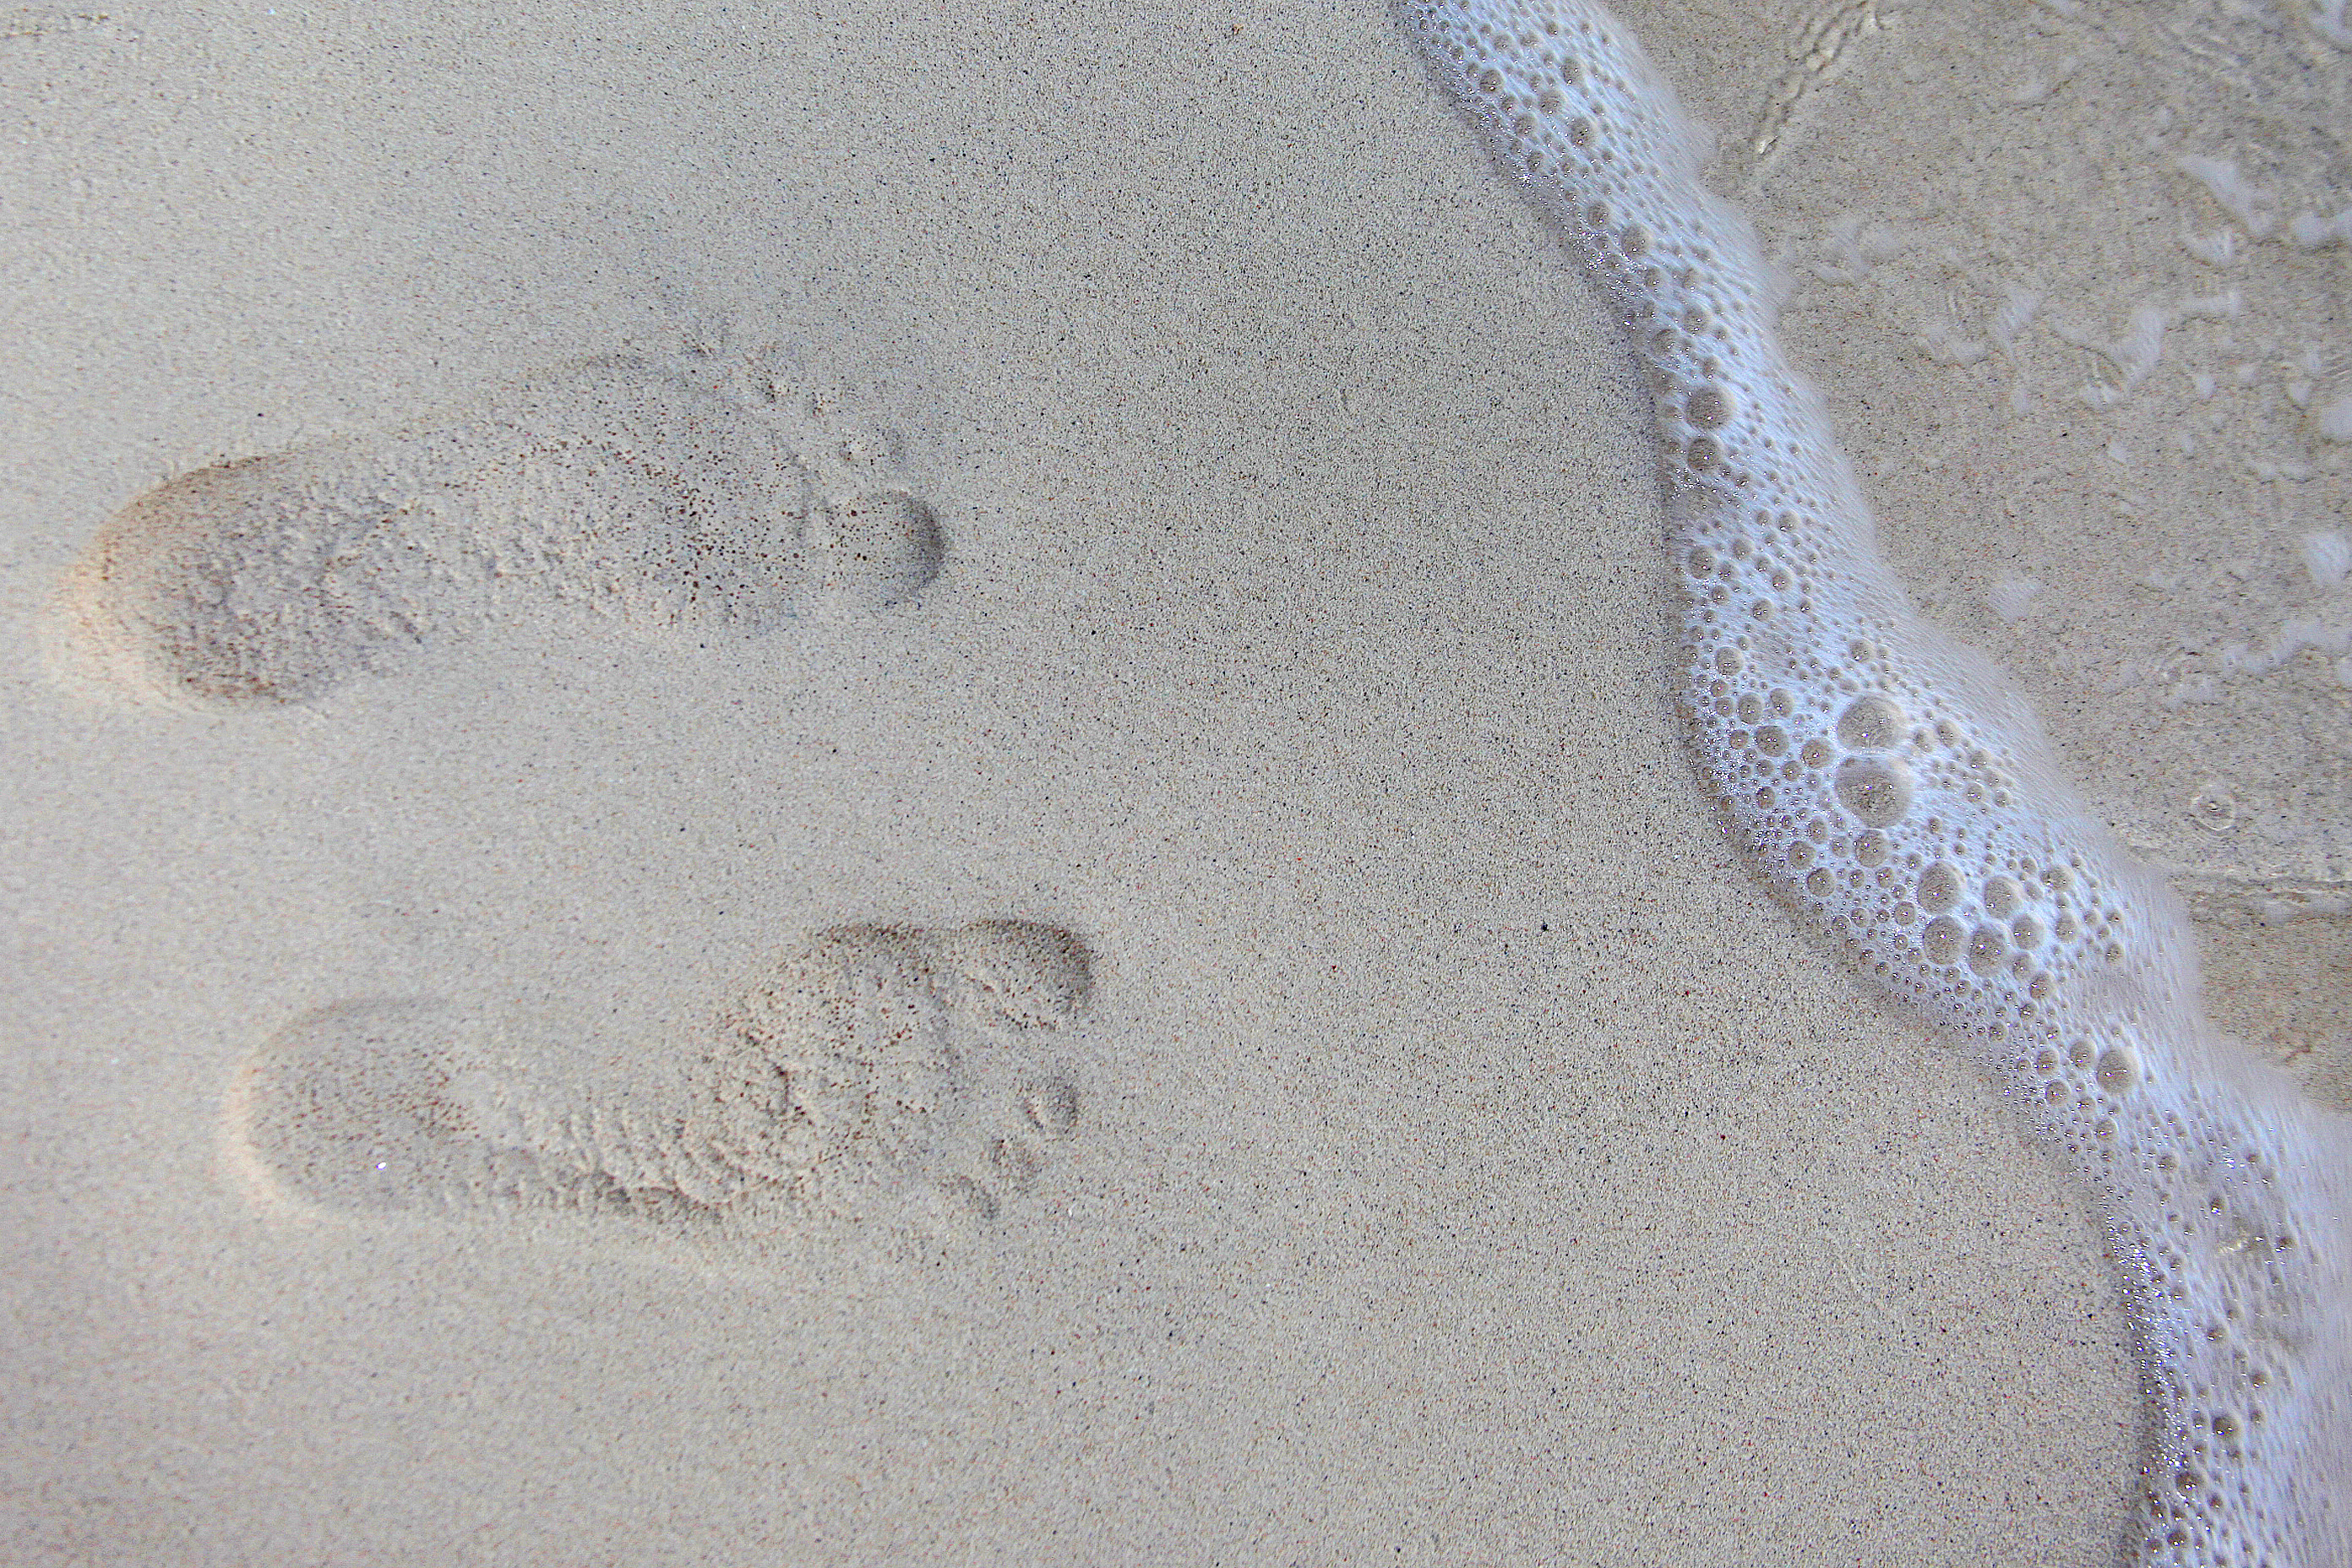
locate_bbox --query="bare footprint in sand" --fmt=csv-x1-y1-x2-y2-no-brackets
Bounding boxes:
51,352,944,705
225,920,1095,1240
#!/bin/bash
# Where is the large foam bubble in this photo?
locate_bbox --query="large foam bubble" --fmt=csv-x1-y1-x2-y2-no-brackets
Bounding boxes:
1402,2,2352,1560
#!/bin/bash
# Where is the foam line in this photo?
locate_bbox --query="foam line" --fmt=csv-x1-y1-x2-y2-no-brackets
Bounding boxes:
1401,3,2352,1560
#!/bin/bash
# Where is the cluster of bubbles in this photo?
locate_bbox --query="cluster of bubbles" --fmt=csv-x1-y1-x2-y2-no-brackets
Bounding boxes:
1405,2,2350,1561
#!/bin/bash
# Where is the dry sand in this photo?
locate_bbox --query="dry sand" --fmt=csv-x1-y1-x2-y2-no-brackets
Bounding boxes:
1,1,2341,1562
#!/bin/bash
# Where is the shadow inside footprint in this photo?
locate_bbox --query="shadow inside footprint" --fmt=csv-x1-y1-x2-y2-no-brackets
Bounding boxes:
54,356,945,706
226,999,570,1214
227,921,1094,1241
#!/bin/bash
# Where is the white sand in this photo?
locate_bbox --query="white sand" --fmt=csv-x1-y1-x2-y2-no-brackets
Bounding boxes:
2,1,2340,1561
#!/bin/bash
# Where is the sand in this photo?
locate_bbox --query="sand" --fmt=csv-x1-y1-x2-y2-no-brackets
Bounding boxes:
1,1,2341,1562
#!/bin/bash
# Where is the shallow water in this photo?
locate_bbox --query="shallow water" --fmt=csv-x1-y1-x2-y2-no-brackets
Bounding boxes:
1615,0,2352,1100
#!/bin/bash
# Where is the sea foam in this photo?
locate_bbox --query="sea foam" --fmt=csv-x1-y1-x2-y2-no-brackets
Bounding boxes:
1401,2,2352,1560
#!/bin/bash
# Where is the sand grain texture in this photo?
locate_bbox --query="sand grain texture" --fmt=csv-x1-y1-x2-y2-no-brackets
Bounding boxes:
6,0,2338,1562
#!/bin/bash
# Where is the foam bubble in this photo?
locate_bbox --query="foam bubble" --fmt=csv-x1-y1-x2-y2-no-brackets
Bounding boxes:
1921,916,1966,966
1836,694,1906,751
1833,755,1913,827
1406,3,2352,1560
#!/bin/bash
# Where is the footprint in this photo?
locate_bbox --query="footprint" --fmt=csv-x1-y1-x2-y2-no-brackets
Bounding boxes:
1745,0,1895,170
51,353,945,705
224,920,1095,1237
